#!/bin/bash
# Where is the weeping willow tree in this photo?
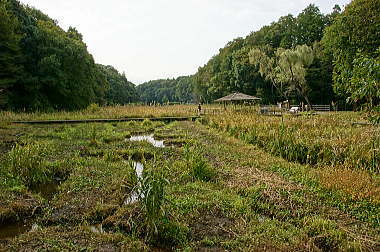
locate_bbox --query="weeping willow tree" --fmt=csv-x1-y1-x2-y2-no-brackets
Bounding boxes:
249,45,314,106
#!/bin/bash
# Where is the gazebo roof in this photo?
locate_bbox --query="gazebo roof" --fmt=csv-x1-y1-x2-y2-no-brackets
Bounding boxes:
215,92,261,102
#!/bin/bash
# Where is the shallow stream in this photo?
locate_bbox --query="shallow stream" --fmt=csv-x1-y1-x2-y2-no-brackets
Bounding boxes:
124,135,165,204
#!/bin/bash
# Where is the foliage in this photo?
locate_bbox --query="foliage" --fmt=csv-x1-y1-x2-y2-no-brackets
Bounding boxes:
98,64,139,105
138,165,169,240
0,0,140,111
346,49,380,109
322,0,380,108
368,106,380,125
194,4,336,105
137,76,194,104
183,144,216,182
0,0,22,108
249,45,314,105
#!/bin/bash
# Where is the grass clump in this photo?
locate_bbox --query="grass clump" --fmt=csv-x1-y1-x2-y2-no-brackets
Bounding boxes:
183,144,216,182
303,216,351,251
5,143,51,187
137,162,170,241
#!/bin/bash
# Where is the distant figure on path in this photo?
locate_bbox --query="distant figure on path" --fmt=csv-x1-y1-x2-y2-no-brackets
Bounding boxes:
198,103,202,115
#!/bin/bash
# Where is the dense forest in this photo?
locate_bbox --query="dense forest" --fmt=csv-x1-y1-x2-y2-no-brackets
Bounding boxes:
137,76,194,104
0,0,139,111
0,0,379,110
193,0,379,109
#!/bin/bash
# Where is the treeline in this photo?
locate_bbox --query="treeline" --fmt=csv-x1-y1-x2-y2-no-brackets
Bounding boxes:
1,0,378,111
194,0,380,109
0,0,139,111
137,76,194,104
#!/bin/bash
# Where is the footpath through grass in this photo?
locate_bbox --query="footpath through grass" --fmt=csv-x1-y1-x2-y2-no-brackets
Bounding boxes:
0,116,379,251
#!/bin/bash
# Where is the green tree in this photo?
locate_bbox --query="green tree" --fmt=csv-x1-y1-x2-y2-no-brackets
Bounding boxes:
0,0,22,108
296,4,328,46
194,4,334,104
322,0,380,107
346,49,380,108
3,0,108,110
99,64,138,105
250,45,314,106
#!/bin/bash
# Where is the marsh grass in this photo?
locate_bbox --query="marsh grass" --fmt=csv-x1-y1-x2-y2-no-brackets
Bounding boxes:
0,104,201,122
6,143,51,187
137,162,169,241
206,111,380,172
1,108,379,251
183,144,216,182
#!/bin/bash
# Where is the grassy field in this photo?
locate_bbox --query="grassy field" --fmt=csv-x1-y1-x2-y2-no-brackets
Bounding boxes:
0,106,379,251
0,104,198,122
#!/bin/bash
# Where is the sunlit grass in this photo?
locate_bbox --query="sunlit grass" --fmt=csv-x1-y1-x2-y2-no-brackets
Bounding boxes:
206,110,380,172
0,104,201,121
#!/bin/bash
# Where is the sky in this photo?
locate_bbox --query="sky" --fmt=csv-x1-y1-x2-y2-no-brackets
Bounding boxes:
19,0,351,84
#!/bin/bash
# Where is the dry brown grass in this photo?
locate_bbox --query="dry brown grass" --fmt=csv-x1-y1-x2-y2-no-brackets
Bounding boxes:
0,104,200,122
316,167,380,203
207,110,380,172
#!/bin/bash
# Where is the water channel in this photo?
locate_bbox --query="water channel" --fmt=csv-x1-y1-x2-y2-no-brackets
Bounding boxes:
124,135,165,205
0,135,166,239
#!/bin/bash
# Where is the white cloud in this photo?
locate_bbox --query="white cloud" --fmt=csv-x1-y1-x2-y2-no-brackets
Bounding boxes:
19,0,351,83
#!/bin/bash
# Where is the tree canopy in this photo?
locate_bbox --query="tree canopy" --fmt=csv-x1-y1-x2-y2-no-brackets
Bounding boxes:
98,65,139,105
0,0,138,111
1,0,378,110
322,0,380,108
137,76,194,104
193,4,336,105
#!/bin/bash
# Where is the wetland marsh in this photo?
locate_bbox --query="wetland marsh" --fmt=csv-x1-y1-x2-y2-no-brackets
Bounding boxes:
0,106,379,251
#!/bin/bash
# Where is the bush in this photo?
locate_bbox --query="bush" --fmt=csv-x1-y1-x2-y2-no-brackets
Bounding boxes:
86,103,101,113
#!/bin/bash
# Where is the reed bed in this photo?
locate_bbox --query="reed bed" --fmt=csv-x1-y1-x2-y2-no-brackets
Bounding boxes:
0,104,199,122
206,111,380,173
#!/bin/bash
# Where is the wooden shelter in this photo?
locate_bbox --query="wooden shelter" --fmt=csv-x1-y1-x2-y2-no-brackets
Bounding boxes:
215,92,261,109
215,92,261,103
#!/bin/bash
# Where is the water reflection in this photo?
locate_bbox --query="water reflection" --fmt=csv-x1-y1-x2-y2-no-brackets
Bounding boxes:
129,135,165,148
124,162,144,205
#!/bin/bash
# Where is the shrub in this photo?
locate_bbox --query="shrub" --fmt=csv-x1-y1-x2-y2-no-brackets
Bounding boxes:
86,103,101,113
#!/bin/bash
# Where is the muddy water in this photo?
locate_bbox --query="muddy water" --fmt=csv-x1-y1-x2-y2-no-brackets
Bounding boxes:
0,180,60,240
129,135,165,148
30,179,61,200
0,222,30,240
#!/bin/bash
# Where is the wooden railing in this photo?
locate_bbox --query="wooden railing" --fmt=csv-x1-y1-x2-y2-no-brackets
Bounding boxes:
311,105,331,111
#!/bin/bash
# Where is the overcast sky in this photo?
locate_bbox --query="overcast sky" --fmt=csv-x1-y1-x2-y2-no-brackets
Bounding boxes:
19,0,351,84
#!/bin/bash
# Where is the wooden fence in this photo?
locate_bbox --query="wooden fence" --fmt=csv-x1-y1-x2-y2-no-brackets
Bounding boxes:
311,105,331,112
